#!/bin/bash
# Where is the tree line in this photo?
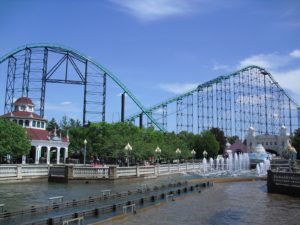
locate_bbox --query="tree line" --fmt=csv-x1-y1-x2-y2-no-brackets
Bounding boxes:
1,115,300,163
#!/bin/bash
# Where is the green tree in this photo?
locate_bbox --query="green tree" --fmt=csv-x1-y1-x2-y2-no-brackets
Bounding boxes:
210,127,226,155
292,128,300,159
47,117,59,132
0,119,31,157
195,130,219,158
227,135,239,144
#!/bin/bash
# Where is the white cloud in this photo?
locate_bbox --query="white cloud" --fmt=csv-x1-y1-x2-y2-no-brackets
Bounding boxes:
159,83,198,94
238,53,290,70
290,49,300,58
238,50,300,101
110,0,199,21
60,101,72,105
212,62,229,71
272,69,300,98
46,102,80,113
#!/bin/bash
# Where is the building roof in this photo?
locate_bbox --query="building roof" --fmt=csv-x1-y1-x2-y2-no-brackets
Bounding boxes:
230,139,247,153
0,111,46,121
27,128,69,142
14,97,34,106
27,128,50,141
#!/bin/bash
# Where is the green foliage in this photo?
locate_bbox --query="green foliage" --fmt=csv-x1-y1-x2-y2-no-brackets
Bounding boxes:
64,117,222,164
47,118,59,132
194,130,219,158
227,135,239,144
68,122,198,163
210,127,226,155
0,119,31,156
292,128,300,159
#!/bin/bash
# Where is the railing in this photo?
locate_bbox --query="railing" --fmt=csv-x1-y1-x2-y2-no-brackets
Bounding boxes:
267,170,300,196
22,165,49,177
117,166,137,177
73,167,109,178
0,165,48,178
0,166,17,178
139,166,155,175
0,162,202,180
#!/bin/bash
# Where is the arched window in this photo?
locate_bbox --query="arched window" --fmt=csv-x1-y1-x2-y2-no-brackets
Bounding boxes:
19,120,23,126
25,120,30,127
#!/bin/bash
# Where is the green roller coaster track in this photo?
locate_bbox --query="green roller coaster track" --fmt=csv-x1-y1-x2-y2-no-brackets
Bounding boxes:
0,43,166,132
125,65,299,122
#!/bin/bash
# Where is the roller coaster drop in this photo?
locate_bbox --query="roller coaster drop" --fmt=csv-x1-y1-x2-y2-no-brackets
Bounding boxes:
0,44,299,139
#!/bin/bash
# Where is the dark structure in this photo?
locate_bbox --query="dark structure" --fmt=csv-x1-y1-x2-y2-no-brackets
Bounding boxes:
267,170,300,197
0,44,299,138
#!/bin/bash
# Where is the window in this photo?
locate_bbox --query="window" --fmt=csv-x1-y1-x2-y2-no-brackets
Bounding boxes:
41,122,44,128
33,121,36,127
266,142,268,146
37,121,40,128
25,120,29,127
275,142,277,145
270,142,272,145
29,106,33,111
13,119,17,123
18,120,23,126
20,105,26,111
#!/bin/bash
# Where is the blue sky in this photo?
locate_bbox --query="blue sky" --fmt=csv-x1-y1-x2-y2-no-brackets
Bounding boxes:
0,0,300,123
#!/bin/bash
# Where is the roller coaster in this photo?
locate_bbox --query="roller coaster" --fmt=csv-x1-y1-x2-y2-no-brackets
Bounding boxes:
0,44,299,139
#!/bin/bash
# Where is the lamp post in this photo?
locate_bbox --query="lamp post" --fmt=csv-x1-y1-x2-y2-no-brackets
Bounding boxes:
155,146,161,164
124,143,132,167
176,148,181,165
203,150,208,159
191,149,196,169
84,139,87,166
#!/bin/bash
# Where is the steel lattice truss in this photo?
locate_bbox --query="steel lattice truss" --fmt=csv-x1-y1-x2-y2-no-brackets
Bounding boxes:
0,44,165,131
1,45,299,139
127,66,300,139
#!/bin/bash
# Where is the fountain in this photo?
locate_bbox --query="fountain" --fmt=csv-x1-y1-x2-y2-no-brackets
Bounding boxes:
192,152,261,179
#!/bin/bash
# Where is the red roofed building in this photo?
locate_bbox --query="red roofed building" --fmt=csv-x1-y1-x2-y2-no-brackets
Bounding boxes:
0,97,69,164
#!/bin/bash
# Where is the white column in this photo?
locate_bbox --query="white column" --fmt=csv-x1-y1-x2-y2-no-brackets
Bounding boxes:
35,146,41,164
22,155,26,164
64,148,68,164
46,146,51,165
57,148,60,164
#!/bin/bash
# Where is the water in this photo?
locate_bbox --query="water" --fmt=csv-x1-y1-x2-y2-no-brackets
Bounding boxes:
103,181,300,225
0,175,186,212
0,154,292,224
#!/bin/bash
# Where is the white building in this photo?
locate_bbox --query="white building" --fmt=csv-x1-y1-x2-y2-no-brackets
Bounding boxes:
0,97,69,164
245,126,290,156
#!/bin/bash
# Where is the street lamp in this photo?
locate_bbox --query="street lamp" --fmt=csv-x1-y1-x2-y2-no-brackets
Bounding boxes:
203,150,208,159
155,146,161,164
84,139,87,166
176,148,181,165
191,149,196,170
191,149,196,163
124,143,133,167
